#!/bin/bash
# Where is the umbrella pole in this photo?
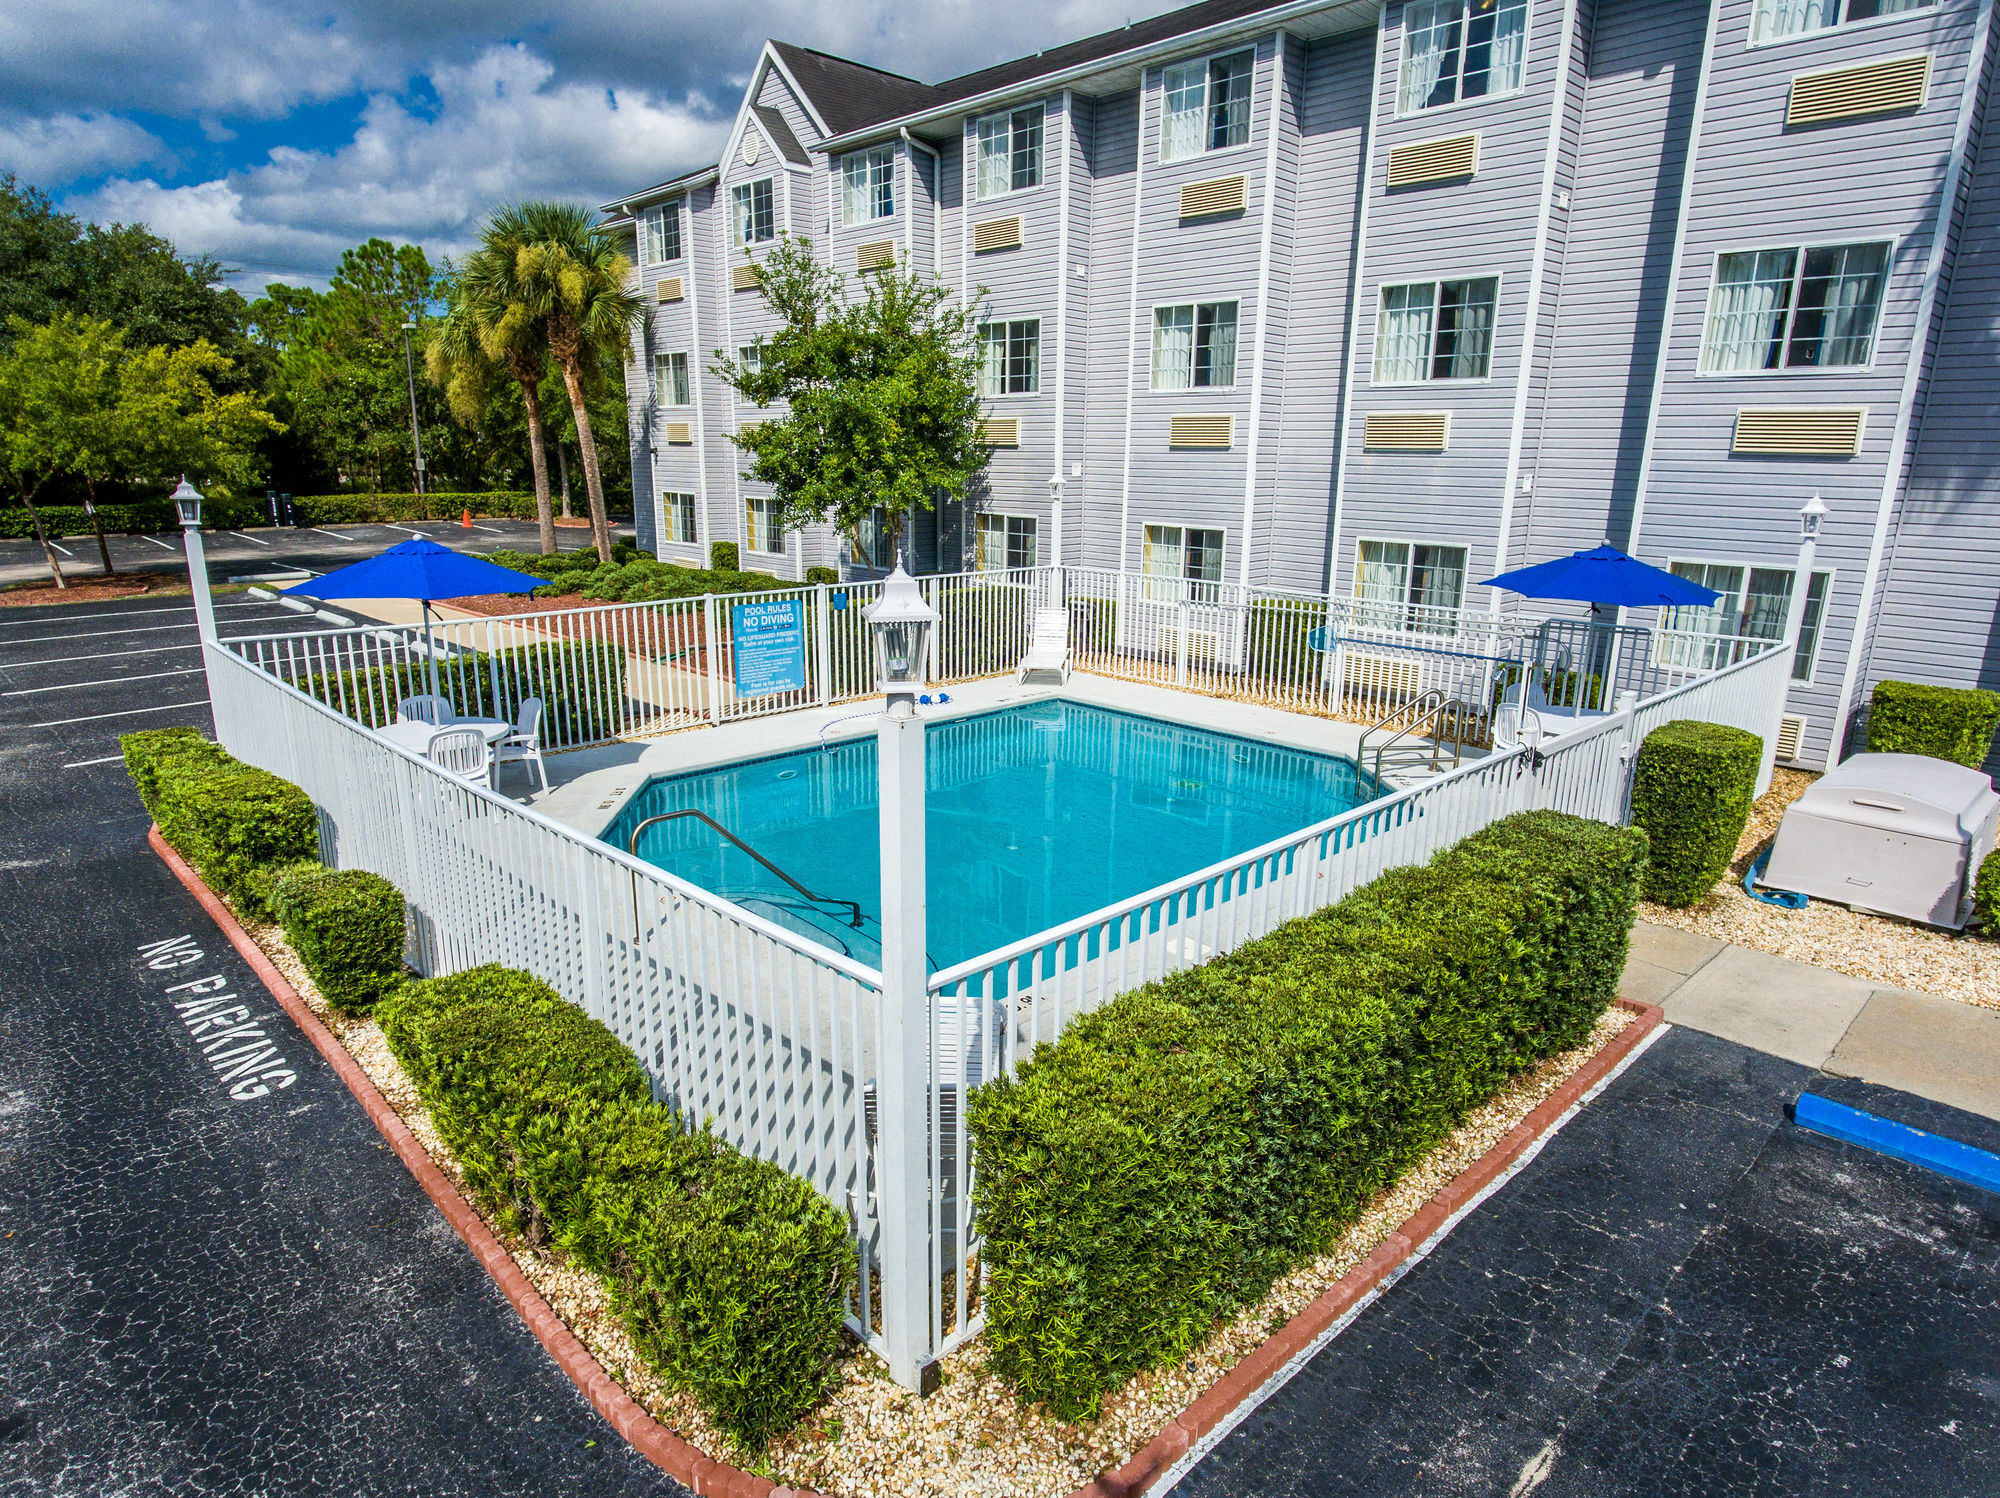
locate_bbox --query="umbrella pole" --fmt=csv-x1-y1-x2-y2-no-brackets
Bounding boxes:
421,599,442,700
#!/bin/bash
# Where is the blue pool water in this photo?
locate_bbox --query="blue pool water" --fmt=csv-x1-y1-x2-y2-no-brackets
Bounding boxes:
604,701,1380,971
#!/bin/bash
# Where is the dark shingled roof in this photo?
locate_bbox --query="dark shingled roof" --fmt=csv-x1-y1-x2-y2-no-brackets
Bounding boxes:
751,104,812,165
768,42,938,135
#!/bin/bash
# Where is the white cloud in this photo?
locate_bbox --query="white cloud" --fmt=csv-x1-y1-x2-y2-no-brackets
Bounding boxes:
0,111,168,182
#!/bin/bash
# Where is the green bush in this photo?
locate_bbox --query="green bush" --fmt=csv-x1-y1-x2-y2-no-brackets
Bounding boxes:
805,565,839,585
300,640,629,744
1974,849,1998,937
0,495,262,539
1629,720,1762,906
710,541,740,572
482,549,788,606
121,729,318,917
377,965,854,1447
271,866,407,1015
1866,679,2000,770
967,811,1647,1419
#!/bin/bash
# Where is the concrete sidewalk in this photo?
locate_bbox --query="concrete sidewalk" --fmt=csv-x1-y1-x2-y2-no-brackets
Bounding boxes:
1623,921,2000,1122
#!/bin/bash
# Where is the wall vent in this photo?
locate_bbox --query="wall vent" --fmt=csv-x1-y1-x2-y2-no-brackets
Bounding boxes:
1343,653,1423,702
1363,411,1450,451
973,216,1023,253
654,277,684,303
1169,413,1234,449
1385,133,1480,188
659,421,693,445
731,262,763,292
856,239,896,272
1788,54,1930,126
734,418,764,437
979,416,1020,448
1732,407,1866,455
1179,175,1248,219
1774,713,1809,763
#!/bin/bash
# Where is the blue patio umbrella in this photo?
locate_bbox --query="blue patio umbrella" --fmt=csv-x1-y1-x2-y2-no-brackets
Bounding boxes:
1480,545,1721,609
282,538,546,696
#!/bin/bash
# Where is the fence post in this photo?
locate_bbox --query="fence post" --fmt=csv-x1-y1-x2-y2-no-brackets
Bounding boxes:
703,593,724,724
1609,690,1640,823
814,584,833,706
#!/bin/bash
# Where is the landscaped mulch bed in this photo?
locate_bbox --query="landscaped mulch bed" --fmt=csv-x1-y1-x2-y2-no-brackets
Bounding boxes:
2,570,190,606
1641,766,2000,1012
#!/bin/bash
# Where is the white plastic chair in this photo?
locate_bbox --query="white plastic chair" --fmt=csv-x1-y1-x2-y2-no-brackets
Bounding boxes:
425,726,490,788
492,697,547,791
1017,608,1072,685
397,694,454,725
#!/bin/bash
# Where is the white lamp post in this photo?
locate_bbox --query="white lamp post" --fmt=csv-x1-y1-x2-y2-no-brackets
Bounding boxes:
174,478,218,645
862,554,941,1394
1782,493,1828,665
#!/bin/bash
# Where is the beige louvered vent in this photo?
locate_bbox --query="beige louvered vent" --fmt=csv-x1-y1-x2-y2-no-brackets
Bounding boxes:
979,416,1020,448
1774,713,1809,763
1179,175,1248,219
1386,133,1480,188
654,277,684,303
1169,413,1234,449
856,239,896,272
1344,653,1423,702
973,216,1023,253
1732,407,1866,455
659,421,693,445
731,263,763,292
735,418,764,437
1363,412,1450,451
1788,54,1930,126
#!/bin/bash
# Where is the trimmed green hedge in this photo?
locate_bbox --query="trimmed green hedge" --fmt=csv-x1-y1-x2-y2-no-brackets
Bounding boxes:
1975,850,1998,937
121,729,318,918
805,565,839,585
271,866,406,1016
1866,679,2000,770
301,640,629,743
1630,720,1762,906
484,548,789,605
377,966,854,1447
1,496,263,539
709,541,740,572
966,811,1648,1420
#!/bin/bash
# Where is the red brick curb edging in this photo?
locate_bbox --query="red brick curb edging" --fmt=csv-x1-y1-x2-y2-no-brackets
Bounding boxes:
148,826,820,1498
1065,995,1667,1498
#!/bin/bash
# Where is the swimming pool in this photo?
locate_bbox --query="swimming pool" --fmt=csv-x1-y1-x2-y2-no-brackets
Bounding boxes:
604,700,1381,971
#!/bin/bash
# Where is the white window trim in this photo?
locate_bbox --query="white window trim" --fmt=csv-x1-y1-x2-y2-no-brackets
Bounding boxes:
659,492,700,547
1140,521,1230,575
729,176,779,249
641,200,685,265
1693,238,1897,378
839,143,898,227
976,511,1041,570
1366,270,1505,387
972,101,1050,202
977,315,1046,399
653,351,693,408
1663,555,1838,681
1145,298,1245,393
1351,536,1473,619
1155,46,1262,165
744,496,788,555
1392,0,1534,121
1746,0,1938,50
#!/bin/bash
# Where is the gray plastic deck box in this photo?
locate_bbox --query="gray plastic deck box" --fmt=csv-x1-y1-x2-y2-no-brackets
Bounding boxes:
1762,753,2000,929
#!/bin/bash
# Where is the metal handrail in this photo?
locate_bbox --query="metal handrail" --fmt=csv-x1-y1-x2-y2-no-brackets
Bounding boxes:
628,810,865,927
1356,689,1444,771
1358,690,1485,780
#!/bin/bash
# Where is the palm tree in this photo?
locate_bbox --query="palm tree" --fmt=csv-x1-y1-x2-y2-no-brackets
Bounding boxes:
428,260,558,554
465,201,641,563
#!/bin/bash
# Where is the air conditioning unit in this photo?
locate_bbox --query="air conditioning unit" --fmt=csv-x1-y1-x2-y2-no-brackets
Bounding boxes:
1343,652,1423,700
1774,713,1809,763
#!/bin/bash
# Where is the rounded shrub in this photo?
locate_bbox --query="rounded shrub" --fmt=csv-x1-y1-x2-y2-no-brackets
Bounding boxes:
1866,679,2000,770
1629,720,1762,906
709,540,740,572
1974,850,1998,937
271,865,407,1016
804,565,839,585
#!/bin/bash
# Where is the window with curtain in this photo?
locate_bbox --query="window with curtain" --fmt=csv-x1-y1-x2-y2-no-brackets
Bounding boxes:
662,493,697,545
1353,540,1468,633
1373,278,1497,381
738,343,764,377
653,351,690,405
976,105,1044,197
731,179,775,247
641,203,682,264
853,506,896,569
1699,241,1890,372
1752,0,1931,43
745,496,785,554
1161,50,1255,161
1143,524,1225,600
978,319,1041,395
841,145,895,226
1665,561,1832,678
1152,302,1239,389
1399,0,1528,114
977,514,1038,571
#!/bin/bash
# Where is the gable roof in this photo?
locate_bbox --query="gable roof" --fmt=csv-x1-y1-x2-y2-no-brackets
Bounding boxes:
750,104,813,165
768,42,938,135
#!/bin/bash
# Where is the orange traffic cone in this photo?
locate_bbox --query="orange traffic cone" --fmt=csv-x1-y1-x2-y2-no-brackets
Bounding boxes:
461,507,472,529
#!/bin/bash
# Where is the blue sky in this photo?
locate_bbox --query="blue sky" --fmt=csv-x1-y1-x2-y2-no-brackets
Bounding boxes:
1,0,1177,295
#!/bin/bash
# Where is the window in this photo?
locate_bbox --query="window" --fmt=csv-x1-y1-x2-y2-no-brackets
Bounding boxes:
731,179,774,247
978,319,1041,395
1353,540,1468,634
745,496,785,554
977,514,1039,571
1143,524,1225,600
976,105,1045,198
1152,302,1239,389
1752,0,1933,44
1699,241,1890,373
652,351,690,405
1400,0,1528,113
1161,50,1254,161
853,506,898,570
661,493,697,545
641,202,682,264
841,145,895,226
1664,562,1831,679
1373,278,1498,381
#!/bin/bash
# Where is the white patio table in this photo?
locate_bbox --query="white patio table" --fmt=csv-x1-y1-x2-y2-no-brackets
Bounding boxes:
376,716,512,754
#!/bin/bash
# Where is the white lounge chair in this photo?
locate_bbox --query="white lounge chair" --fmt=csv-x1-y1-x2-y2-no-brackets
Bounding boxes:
397,694,454,725
1018,608,1072,686
426,726,491,788
492,697,547,791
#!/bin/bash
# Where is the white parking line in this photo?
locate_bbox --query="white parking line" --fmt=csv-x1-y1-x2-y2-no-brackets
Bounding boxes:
49,541,75,557
3,621,220,644
0,601,276,629
33,701,203,727
63,753,130,768
136,535,178,551
4,668,204,695
472,524,507,535
228,531,273,546
0,642,201,667
312,527,360,539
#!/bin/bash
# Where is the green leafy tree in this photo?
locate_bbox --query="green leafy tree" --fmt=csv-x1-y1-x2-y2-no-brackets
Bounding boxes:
711,236,987,561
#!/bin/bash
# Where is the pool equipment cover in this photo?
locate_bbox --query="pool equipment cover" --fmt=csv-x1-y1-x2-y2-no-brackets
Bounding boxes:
1761,752,1999,929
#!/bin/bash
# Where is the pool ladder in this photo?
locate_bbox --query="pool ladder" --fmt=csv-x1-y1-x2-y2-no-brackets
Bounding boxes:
627,810,865,930
1357,690,1486,783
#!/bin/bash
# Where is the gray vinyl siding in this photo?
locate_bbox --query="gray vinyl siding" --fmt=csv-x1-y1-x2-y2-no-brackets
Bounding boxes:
637,198,705,566
1082,89,1141,573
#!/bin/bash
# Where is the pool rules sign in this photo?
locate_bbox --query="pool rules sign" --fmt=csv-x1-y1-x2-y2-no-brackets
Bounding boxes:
731,597,808,696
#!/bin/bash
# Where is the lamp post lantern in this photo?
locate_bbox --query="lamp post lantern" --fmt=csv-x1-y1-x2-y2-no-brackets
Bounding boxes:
1782,493,1828,662
862,555,941,1393
401,320,426,497
174,478,218,644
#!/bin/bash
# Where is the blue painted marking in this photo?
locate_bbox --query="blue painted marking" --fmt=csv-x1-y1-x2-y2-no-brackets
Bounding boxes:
1794,1092,2000,1195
